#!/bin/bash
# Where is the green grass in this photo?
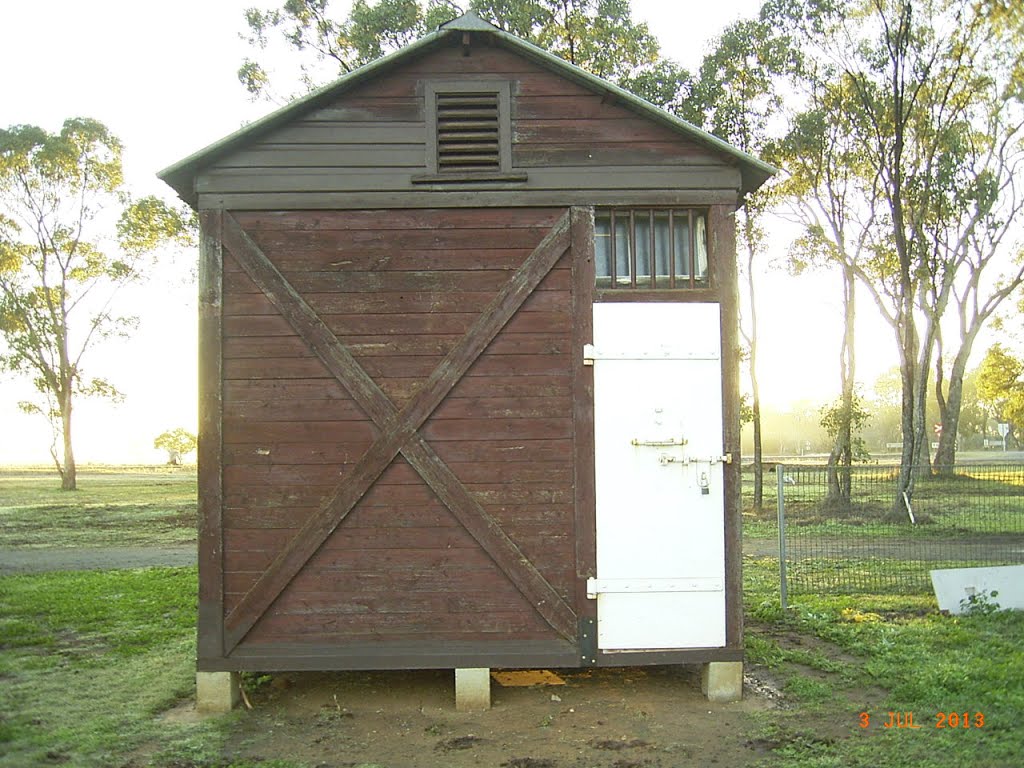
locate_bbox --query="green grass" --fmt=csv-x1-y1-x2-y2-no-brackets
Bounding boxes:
0,466,197,548
1,471,1019,766
744,556,1024,767
0,567,315,767
0,567,216,767
741,466,1024,539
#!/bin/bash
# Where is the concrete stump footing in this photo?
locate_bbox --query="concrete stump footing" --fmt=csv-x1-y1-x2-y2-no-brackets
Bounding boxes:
455,667,491,711
196,671,240,713
701,661,743,702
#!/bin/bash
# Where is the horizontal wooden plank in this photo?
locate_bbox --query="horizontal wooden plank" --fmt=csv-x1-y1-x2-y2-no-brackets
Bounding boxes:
224,526,481,552
240,225,557,252
224,247,532,273
515,118,689,145
247,612,554,641
221,480,427,510
200,638,580,671
214,144,426,169
252,608,549,635
222,309,571,337
595,648,744,666
199,188,741,210
222,333,569,360
198,164,739,194
305,102,424,122
223,375,571,404
222,483,573,510
514,144,720,168
232,208,565,231
222,502,574,529
407,44,564,75
224,545,501,573
221,460,572,488
223,394,570,422
222,418,376,444
223,562,567,597
263,121,424,145
222,287,568,316
223,436,573,465
222,267,571,294
263,592,541,617
509,95,711,137
221,414,572,443
223,351,571,381
224,569,576,610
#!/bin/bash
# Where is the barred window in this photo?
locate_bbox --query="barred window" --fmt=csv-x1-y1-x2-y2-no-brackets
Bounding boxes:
594,209,708,289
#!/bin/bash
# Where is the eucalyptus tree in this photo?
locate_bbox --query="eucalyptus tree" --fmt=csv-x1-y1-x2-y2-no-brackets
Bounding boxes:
976,343,1024,446
766,0,1024,508
688,16,795,512
768,76,881,505
0,118,193,489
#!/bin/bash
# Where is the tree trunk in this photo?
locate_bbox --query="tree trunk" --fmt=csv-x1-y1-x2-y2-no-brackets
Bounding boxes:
934,372,963,475
60,388,77,491
751,369,763,512
912,358,932,480
826,263,856,507
741,210,764,513
934,325,982,475
895,324,917,519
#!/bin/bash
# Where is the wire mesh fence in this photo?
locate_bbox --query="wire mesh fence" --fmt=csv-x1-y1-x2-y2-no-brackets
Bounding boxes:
762,464,1024,602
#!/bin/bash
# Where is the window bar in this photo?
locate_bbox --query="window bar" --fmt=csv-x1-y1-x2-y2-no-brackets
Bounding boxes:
649,209,657,289
629,210,637,288
668,209,675,289
688,209,695,288
609,209,617,289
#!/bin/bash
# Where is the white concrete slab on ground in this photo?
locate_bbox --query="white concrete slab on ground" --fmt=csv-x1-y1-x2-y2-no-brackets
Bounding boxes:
930,565,1024,614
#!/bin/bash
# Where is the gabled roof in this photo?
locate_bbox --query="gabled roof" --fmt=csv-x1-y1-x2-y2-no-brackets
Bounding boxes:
159,11,776,206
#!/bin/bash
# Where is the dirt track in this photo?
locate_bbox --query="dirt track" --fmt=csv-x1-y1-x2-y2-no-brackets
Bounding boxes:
5,536,1022,577
0,544,197,575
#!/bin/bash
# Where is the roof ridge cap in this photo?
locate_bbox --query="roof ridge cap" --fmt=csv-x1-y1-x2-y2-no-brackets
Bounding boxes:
438,10,500,32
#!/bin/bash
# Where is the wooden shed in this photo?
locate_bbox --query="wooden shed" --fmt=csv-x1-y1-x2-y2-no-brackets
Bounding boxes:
160,11,773,712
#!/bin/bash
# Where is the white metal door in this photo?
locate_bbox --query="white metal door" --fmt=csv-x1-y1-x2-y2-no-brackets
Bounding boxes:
589,303,726,650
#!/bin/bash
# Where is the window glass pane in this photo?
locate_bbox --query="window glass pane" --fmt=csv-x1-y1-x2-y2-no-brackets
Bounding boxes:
592,208,707,290
614,214,631,286
654,212,671,281
595,212,612,287
634,213,651,287
694,214,708,285
673,215,691,280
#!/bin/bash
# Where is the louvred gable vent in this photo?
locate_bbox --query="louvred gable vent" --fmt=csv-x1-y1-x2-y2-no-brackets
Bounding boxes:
436,92,501,171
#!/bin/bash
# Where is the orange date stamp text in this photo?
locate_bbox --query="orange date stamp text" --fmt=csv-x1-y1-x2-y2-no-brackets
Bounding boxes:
859,711,985,730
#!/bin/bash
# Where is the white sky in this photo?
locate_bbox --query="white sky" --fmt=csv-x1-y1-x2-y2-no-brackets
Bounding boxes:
0,0,910,464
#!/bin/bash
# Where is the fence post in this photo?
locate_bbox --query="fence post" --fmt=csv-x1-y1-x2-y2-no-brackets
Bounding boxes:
777,463,788,611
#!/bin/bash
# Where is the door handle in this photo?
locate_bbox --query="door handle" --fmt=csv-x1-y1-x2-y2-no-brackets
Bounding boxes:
632,437,687,447
657,453,732,466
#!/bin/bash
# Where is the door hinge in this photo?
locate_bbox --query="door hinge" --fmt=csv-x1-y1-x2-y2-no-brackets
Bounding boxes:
578,617,597,666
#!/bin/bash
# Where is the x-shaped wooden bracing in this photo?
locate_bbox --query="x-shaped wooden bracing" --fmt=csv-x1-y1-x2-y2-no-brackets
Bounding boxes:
218,209,582,652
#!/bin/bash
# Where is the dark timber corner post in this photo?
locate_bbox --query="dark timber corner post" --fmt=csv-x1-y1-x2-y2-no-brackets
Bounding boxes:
195,209,238,713
706,203,743,702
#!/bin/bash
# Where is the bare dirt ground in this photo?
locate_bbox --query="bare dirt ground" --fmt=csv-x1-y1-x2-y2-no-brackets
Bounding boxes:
165,665,799,768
